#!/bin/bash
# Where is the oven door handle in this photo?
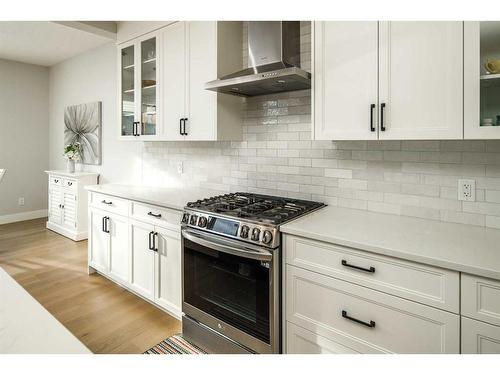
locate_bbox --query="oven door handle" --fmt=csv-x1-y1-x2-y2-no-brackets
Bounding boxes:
182,228,273,262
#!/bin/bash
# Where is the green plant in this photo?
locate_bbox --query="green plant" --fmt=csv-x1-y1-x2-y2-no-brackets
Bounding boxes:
64,142,81,161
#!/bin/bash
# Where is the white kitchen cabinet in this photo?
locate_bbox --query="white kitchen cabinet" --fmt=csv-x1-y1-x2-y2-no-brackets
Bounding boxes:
462,317,500,354
286,265,460,353
461,274,500,328
46,171,98,241
313,21,379,140
313,21,463,140
378,21,463,140
158,21,243,141
88,208,109,273
154,226,182,316
118,32,160,140
464,21,500,139
107,213,130,284
130,219,156,300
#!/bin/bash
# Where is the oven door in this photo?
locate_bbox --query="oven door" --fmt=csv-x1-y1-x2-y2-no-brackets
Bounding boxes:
182,227,279,354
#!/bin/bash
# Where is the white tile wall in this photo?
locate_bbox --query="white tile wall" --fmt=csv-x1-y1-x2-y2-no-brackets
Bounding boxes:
142,22,500,229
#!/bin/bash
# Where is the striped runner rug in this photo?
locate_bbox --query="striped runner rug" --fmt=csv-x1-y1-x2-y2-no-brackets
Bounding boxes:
144,335,206,354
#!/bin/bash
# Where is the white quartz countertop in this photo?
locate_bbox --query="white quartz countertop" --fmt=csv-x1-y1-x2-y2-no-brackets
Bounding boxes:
280,206,500,280
45,170,99,177
84,184,226,211
0,267,90,354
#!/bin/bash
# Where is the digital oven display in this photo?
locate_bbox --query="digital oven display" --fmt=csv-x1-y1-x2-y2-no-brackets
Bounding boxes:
211,218,239,236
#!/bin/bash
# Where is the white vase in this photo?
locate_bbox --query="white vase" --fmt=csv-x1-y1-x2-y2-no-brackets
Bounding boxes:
67,159,75,173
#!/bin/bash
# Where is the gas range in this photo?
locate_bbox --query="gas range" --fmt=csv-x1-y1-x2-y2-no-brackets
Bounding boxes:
181,192,325,249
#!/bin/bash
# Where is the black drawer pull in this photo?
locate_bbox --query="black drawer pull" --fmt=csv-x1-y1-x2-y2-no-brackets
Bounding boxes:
380,103,386,131
342,310,376,328
341,259,375,273
101,200,113,205
370,103,375,132
148,211,162,218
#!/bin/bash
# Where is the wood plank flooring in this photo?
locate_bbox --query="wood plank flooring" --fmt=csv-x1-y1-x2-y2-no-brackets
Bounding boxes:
0,218,181,354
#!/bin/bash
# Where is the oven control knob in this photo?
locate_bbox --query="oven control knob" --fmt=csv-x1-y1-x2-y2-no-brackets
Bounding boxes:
262,230,273,244
198,216,207,228
189,215,198,225
181,213,189,224
240,225,250,238
251,228,261,241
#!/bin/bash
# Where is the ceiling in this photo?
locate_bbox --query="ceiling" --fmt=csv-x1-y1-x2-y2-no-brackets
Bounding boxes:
0,21,115,66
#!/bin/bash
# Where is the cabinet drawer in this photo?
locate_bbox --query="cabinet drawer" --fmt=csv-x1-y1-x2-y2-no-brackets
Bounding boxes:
286,265,460,353
49,176,62,187
90,192,129,216
130,201,181,231
62,178,77,191
284,235,459,313
462,274,500,327
462,317,500,354
286,322,363,354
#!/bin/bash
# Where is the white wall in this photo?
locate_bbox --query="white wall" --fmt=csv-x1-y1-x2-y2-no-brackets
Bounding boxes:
0,58,49,222
48,42,143,185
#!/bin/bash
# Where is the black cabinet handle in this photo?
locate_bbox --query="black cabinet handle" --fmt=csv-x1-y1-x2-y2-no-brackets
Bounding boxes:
153,232,158,252
101,200,113,205
148,211,162,218
380,103,386,131
341,259,375,273
370,104,376,132
342,310,376,328
183,118,188,135
179,118,183,135
148,231,154,250
102,216,106,232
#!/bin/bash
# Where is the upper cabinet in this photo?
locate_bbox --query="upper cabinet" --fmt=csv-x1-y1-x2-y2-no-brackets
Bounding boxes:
118,32,159,139
314,21,464,140
117,21,243,141
464,21,500,139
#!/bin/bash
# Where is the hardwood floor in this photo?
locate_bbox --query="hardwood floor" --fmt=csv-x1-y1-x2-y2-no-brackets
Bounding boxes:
0,218,181,354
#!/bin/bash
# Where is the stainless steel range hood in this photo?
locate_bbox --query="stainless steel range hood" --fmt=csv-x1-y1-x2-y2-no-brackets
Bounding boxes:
205,21,311,97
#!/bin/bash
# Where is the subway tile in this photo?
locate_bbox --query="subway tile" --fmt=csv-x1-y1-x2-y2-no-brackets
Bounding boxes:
338,179,368,190
486,215,500,229
463,201,500,216
401,183,440,197
440,211,485,226
486,190,500,203
368,201,401,215
324,168,353,179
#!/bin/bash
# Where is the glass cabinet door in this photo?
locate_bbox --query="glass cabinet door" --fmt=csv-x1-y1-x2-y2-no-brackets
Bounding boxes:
140,37,157,136
479,22,500,128
121,44,136,136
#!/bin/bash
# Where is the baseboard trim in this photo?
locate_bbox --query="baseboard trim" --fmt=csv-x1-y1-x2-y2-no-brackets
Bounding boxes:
0,209,48,225
46,222,87,241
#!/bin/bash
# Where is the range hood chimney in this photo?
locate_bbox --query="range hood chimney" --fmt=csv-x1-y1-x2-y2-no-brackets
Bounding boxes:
205,21,311,97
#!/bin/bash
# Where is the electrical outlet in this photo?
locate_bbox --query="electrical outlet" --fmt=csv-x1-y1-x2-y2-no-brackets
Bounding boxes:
458,179,476,201
177,161,183,174
18,197,25,206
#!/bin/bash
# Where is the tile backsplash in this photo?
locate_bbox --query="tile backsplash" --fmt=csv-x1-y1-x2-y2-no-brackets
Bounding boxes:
142,22,500,229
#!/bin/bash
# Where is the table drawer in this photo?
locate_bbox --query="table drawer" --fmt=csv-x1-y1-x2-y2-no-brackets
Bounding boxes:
89,192,129,216
284,235,459,313
286,265,460,354
462,274,500,327
130,201,181,230
462,317,500,354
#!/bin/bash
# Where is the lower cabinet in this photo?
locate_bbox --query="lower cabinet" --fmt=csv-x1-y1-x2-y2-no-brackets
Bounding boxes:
462,317,500,354
286,265,460,353
88,199,182,320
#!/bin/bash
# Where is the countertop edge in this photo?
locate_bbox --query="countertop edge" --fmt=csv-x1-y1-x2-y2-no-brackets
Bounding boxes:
280,226,500,281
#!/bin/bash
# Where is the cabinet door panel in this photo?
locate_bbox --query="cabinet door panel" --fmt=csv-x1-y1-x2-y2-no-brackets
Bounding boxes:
89,209,108,273
462,317,500,354
155,226,182,317
49,189,62,225
108,213,130,284
61,191,76,229
379,21,463,140
186,21,217,140
118,41,137,138
313,21,379,140
130,220,155,300
161,22,186,140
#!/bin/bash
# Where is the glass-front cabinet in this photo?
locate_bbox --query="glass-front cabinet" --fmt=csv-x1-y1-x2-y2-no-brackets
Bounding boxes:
465,21,500,139
118,33,159,139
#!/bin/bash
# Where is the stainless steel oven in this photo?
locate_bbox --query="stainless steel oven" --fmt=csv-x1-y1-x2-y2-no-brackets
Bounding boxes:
181,227,280,354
